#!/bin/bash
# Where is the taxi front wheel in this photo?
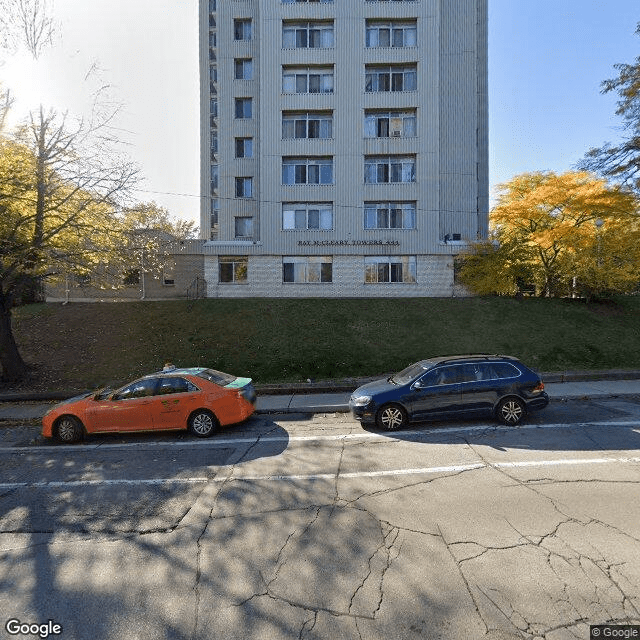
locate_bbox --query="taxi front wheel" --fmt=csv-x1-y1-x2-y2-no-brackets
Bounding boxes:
55,416,84,444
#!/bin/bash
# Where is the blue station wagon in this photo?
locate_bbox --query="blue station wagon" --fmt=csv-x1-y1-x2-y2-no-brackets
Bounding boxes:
349,355,549,430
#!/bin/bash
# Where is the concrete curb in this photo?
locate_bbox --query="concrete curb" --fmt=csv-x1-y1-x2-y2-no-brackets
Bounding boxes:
2,369,640,403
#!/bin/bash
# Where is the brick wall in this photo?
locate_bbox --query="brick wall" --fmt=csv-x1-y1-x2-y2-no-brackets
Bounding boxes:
203,254,472,298
45,246,206,301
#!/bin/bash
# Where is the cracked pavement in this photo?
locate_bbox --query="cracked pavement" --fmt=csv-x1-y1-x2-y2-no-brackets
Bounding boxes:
1,399,640,639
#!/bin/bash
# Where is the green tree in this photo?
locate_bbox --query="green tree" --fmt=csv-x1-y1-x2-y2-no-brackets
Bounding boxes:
458,171,640,299
581,22,640,191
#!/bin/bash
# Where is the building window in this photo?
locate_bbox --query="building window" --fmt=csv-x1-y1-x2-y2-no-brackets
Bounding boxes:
123,269,140,286
365,20,417,47
219,256,248,283
234,58,253,80
364,110,416,138
210,199,219,241
365,65,417,92
365,256,417,283
235,98,252,119
364,202,416,229
283,257,332,283
283,203,333,230
235,137,253,158
234,19,252,40
283,21,334,49
282,157,333,185
163,265,175,286
282,112,333,139
364,156,416,183
210,164,218,193
234,217,253,238
282,0,333,3
283,66,334,94
235,177,253,198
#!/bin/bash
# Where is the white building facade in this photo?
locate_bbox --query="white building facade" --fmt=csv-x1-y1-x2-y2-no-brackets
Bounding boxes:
199,0,488,298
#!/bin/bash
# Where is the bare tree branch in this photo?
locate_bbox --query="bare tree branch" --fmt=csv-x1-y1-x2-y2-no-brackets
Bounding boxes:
0,0,55,58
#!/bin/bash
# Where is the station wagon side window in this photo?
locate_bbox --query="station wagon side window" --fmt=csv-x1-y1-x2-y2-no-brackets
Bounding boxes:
459,364,483,383
432,365,463,385
490,363,520,379
113,378,158,401
156,377,199,395
461,363,497,382
417,369,440,387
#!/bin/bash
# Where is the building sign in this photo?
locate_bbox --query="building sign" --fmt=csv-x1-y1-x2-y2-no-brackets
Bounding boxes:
297,240,400,247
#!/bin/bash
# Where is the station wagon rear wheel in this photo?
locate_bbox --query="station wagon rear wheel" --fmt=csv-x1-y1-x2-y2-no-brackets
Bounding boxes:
376,404,408,431
55,416,84,444
497,397,525,426
189,410,217,438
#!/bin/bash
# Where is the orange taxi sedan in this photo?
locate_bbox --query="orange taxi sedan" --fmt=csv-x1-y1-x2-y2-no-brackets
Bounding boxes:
42,368,257,444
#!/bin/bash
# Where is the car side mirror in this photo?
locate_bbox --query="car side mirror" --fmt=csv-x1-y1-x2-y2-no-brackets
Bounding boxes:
413,380,424,389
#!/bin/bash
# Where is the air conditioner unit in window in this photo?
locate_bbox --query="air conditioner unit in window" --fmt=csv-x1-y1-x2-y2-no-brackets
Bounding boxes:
391,130,402,137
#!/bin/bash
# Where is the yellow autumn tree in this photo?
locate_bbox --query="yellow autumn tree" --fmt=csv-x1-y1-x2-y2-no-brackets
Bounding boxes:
0,107,140,382
458,171,640,298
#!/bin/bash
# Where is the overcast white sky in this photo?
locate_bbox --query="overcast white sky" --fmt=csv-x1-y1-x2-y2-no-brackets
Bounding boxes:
2,0,639,231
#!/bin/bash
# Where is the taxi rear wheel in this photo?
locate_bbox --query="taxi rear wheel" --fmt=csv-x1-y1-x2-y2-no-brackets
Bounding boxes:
55,416,84,444
188,409,217,438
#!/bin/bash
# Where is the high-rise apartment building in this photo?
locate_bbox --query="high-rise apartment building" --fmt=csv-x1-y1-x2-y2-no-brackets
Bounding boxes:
198,0,488,297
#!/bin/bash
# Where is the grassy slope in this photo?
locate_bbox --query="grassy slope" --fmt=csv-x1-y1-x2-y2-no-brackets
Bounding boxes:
10,296,640,390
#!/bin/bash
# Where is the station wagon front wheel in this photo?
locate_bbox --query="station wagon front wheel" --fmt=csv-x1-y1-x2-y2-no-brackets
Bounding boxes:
377,404,408,431
497,397,525,426
189,410,217,438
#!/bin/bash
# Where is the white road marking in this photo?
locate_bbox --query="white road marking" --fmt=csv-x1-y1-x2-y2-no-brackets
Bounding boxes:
0,477,210,490
0,456,639,490
226,456,640,483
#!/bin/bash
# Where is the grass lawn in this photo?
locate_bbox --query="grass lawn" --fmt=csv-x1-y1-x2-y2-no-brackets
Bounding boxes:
9,296,640,391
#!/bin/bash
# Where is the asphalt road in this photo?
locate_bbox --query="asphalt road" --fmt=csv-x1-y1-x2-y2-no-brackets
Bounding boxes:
1,397,640,640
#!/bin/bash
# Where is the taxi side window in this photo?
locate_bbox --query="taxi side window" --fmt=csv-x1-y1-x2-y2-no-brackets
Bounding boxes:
156,377,198,395
113,378,158,400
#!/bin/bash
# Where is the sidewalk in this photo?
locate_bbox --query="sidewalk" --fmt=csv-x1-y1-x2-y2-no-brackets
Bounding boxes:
256,378,640,414
1,375,640,422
